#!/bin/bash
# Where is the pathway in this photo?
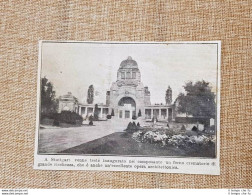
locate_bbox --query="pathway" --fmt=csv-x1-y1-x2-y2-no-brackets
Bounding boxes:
38,118,132,153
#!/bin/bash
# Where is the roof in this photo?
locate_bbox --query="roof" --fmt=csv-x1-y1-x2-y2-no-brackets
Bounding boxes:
59,92,78,102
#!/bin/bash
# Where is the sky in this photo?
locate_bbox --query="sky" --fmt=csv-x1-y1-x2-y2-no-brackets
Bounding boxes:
41,42,218,104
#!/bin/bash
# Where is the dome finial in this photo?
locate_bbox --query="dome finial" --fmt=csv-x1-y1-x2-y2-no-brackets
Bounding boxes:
127,56,132,60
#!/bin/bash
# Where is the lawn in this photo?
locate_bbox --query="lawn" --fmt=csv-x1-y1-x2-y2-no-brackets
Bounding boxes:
60,132,216,158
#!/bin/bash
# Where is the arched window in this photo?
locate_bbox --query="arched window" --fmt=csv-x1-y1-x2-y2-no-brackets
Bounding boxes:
126,72,131,79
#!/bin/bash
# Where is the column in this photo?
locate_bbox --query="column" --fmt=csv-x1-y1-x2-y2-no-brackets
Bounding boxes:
166,108,169,119
159,109,161,119
151,109,153,119
101,108,103,118
84,107,86,116
79,106,81,115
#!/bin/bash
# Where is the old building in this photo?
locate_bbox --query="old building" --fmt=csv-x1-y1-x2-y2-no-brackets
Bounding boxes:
59,57,175,121
106,56,150,119
58,92,78,113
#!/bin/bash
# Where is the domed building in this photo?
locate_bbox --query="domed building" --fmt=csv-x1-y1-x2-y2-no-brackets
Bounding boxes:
106,56,151,119
62,56,174,121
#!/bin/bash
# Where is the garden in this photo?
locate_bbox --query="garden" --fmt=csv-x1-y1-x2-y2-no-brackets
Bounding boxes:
62,121,216,158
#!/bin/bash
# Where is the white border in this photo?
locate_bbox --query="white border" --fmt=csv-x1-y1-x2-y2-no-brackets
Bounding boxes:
34,41,221,175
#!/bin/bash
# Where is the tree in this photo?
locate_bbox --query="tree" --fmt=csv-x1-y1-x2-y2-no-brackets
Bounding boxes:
165,86,172,105
87,85,94,104
138,109,142,117
89,115,93,125
41,77,58,114
94,104,99,120
177,80,216,118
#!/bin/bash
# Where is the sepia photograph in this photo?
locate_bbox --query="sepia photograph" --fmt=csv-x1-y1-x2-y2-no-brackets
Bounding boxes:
36,41,219,160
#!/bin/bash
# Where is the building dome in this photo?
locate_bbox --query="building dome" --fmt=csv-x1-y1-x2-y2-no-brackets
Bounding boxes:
117,56,141,83
119,56,138,69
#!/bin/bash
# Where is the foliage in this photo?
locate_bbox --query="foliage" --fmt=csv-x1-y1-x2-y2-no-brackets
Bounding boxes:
181,125,186,131
177,80,216,117
131,129,215,148
89,115,94,122
106,115,111,119
88,115,94,125
165,86,172,104
94,104,99,120
87,85,94,104
143,131,167,145
125,122,138,133
192,126,198,131
54,111,83,125
41,77,58,114
132,115,137,120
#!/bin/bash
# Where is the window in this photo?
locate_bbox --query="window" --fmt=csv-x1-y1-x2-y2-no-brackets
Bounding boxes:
126,72,131,79
121,72,125,79
132,72,136,79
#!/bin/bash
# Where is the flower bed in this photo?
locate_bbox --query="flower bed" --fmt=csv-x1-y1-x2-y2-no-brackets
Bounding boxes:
132,129,215,148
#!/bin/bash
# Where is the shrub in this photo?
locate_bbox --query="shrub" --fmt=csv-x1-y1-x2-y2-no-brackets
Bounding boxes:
192,126,198,131
106,115,111,119
89,115,94,122
142,131,167,145
125,122,138,133
131,128,216,148
132,122,137,130
132,115,137,120
41,112,57,120
56,111,83,125
94,104,99,121
132,131,144,142
94,114,99,121
53,119,60,126
181,125,186,131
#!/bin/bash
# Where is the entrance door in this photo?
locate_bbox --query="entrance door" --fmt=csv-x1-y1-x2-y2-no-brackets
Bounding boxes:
125,110,130,118
118,97,136,119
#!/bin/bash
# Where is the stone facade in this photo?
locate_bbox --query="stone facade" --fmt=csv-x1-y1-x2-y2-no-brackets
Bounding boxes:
59,56,175,121
58,92,78,113
106,56,174,120
107,56,151,119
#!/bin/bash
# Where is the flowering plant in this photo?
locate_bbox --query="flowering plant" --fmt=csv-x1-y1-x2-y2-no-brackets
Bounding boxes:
132,129,215,148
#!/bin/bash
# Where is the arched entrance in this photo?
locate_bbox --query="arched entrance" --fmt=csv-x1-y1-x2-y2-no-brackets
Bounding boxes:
118,97,136,119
